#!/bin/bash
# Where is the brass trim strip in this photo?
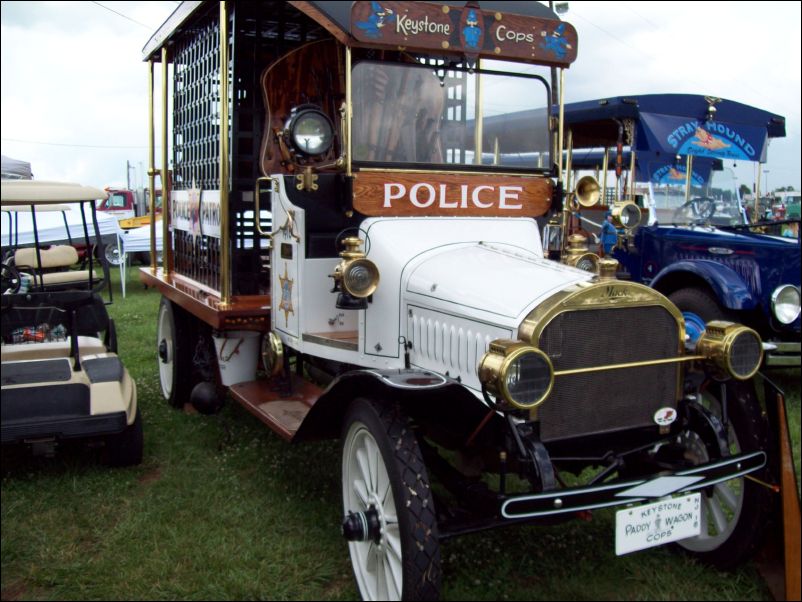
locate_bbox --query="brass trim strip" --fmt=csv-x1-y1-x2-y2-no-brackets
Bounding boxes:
219,0,231,307
685,154,693,202
554,355,703,377
302,332,358,351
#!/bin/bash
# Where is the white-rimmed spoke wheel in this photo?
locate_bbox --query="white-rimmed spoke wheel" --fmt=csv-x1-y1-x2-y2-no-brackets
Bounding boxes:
675,380,770,569
341,398,441,601
157,297,194,408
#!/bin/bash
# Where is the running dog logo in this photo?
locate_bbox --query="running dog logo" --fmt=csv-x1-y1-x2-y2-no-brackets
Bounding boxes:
691,127,730,151
356,1,396,39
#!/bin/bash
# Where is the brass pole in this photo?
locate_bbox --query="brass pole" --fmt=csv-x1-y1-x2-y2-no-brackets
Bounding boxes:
755,166,761,222
147,60,157,274
629,149,636,201
685,155,693,202
474,59,483,165
162,47,172,276
345,45,352,177
601,147,609,207
565,129,573,195
557,68,565,182
219,0,231,306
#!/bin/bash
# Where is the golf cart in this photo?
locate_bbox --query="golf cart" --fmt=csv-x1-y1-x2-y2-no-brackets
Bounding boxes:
1,180,141,466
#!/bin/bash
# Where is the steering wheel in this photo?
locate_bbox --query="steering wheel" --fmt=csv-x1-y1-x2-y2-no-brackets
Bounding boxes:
672,197,716,223
1,263,22,294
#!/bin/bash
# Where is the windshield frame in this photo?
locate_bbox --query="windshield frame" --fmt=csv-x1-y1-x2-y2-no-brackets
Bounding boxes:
350,58,554,175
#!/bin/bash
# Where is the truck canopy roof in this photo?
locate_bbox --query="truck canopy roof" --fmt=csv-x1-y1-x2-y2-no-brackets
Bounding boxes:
562,94,785,163
143,1,568,63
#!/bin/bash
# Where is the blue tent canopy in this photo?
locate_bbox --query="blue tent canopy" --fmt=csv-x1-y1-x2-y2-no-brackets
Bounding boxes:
562,94,785,163
569,148,722,185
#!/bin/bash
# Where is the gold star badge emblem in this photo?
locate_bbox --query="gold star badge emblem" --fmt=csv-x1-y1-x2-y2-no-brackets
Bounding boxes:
278,264,294,326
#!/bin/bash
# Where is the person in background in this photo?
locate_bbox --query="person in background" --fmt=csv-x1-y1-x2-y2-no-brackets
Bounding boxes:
599,210,618,256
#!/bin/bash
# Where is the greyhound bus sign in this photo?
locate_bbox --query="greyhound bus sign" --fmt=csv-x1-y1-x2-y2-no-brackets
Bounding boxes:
351,1,578,65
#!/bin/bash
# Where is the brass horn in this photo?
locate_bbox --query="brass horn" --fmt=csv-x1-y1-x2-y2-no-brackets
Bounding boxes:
574,175,601,208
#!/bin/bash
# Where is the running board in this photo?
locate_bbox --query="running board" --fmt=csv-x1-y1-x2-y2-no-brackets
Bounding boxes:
229,375,323,442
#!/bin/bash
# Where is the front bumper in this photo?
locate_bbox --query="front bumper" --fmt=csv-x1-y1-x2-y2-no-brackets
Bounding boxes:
765,341,801,367
501,450,766,519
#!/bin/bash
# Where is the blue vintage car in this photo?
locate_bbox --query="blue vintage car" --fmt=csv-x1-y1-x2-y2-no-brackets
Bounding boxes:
562,94,800,367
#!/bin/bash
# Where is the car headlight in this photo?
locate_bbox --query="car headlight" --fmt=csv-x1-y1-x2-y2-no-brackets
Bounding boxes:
479,340,554,409
696,321,763,380
771,285,801,324
611,201,642,229
285,105,334,157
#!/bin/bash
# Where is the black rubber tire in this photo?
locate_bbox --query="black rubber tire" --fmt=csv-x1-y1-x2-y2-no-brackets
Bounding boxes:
157,297,195,408
104,407,144,467
674,379,771,569
669,286,734,323
341,398,441,601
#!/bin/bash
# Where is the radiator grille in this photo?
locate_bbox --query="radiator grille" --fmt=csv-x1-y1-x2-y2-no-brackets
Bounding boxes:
537,305,680,442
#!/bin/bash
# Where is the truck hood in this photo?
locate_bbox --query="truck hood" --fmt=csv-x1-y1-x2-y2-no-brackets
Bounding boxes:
405,242,594,322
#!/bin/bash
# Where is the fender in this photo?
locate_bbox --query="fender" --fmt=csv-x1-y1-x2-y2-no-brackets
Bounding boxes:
650,259,758,311
293,368,499,446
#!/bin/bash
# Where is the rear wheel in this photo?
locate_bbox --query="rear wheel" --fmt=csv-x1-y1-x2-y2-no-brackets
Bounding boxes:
341,398,441,601
674,379,770,569
157,298,195,408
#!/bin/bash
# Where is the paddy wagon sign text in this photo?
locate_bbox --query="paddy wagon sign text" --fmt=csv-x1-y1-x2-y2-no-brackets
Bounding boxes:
353,173,552,217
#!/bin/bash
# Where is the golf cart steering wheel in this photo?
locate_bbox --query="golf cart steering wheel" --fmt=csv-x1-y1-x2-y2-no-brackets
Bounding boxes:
1,262,22,294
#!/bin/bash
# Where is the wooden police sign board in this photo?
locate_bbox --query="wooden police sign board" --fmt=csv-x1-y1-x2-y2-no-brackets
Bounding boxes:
351,1,577,67
353,172,552,217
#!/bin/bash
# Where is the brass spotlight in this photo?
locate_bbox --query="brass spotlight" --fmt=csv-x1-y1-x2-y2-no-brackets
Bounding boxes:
574,175,602,208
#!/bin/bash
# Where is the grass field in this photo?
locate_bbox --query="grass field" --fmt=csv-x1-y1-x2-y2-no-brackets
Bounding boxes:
2,267,799,601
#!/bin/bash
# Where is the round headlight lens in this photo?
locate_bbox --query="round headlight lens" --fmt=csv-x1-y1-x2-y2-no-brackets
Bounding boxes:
502,347,554,409
728,328,763,379
287,107,334,156
614,202,642,229
772,285,801,325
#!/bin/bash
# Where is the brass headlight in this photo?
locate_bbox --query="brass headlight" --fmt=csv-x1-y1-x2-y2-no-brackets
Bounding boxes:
611,201,642,230
696,321,763,380
479,340,554,409
261,331,284,377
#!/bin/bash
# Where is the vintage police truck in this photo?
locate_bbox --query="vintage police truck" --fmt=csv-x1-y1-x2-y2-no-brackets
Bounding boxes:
141,2,773,599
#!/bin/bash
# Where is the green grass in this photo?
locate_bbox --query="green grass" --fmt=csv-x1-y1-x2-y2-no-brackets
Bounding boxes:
2,266,799,601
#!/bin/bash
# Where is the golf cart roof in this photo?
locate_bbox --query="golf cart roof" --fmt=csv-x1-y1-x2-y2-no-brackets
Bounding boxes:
563,94,786,163
1,181,108,206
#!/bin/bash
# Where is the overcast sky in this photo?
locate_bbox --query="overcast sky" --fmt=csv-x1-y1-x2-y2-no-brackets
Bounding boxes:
2,1,800,191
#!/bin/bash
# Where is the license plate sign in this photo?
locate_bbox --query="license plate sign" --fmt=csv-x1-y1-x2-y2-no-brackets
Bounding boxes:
615,493,701,556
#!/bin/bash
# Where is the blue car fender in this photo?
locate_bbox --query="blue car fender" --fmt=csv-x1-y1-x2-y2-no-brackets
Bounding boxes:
651,259,758,311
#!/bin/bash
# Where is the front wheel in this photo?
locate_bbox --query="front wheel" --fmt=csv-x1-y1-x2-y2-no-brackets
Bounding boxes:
341,398,441,601
674,379,770,569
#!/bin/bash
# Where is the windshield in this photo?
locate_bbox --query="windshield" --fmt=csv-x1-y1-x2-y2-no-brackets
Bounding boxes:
351,60,551,169
650,167,745,226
